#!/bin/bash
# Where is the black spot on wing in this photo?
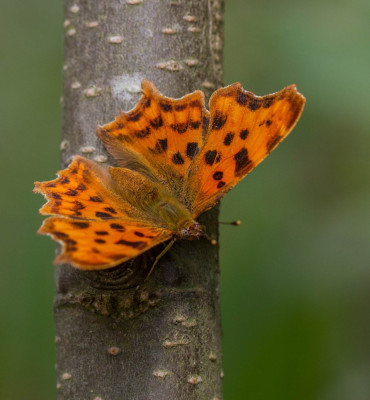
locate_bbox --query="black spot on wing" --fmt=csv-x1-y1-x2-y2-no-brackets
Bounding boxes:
134,127,151,138
76,183,87,191
248,98,263,111
95,231,109,235
266,135,282,152
95,239,106,244
172,152,185,165
217,181,226,189
213,171,223,180
186,142,199,159
104,207,117,214
239,129,249,140
65,189,78,196
160,102,172,112
223,132,234,146
205,150,217,165
150,116,163,129
212,112,227,130
115,239,147,249
171,122,188,134
190,120,201,129
51,193,61,200
234,148,252,176
71,221,90,229
95,211,114,219
89,196,103,202
53,231,69,239
153,138,168,154
266,119,272,127
127,112,142,122
236,90,248,106
60,177,70,184
110,223,125,231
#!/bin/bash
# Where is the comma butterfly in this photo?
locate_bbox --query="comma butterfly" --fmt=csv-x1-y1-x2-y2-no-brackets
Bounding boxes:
34,80,305,270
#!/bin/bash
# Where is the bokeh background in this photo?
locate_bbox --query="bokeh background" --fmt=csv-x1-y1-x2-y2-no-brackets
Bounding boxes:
1,0,369,398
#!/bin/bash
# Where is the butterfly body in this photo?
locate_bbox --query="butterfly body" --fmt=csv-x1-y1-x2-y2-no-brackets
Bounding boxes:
35,80,305,270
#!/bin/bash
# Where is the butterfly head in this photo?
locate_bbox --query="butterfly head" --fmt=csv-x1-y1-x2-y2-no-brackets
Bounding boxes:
177,221,205,240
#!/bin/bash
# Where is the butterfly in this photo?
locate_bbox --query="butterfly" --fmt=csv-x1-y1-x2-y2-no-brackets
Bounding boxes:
34,80,305,270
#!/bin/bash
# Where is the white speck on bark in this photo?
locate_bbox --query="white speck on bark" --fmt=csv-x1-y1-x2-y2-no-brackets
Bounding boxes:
126,0,143,4
63,64,68,71
187,26,200,33
163,336,190,348
67,27,77,36
84,86,102,97
108,35,123,44
209,352,217,361
63,19,71,28
93,155,108,163
183,15,197,22
173,314,188,323
181,318,197,328
187,375,202,384
60,140,69,151
153,369,170,379
80,146,96,154
183,58,200,67
156,60,183,71
202,80,216,89
220,369,224,379
108,347,121,356
70,4,80,13
71,81,81,89
55,336,61,344
86,21,99,28
161,24,182,35
56,382,61,389
62,372,72,380
110,72,143,102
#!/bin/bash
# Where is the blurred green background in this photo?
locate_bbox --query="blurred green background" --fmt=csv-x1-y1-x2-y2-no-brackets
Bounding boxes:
1,0,369,398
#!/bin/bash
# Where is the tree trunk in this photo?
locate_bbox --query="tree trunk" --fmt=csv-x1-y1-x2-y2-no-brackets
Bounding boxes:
56,0,224,399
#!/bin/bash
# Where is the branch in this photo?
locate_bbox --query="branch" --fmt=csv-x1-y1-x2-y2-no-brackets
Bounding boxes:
56,0,224,398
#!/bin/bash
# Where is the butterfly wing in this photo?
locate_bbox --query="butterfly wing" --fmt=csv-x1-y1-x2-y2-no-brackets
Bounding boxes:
187,82,306,217
38,217,172,270
34,156,172,270
97,80,210,198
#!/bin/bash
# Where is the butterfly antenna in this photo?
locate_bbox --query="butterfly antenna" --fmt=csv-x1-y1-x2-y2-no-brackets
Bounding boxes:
203,232,218,246
219,220,242,226
144,238,176,281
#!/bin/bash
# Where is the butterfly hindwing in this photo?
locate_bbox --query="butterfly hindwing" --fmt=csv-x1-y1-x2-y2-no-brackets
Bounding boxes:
187,82,306,217
39,217,172,270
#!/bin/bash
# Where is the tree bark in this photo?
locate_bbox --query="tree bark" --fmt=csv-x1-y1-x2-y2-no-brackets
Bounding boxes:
56,0,224,399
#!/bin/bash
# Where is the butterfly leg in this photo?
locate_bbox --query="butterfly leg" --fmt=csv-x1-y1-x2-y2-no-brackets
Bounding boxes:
145,238,176,281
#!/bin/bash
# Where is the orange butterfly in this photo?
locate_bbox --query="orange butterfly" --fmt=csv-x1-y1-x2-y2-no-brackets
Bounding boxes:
34,80,305,270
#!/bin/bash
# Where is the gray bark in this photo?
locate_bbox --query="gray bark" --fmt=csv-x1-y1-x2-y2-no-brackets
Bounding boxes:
56,0,224,399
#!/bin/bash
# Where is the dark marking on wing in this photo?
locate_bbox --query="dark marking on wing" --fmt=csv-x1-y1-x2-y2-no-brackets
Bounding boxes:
234,148,252,176
239,129,249,140
172,152,185,165
213,171,223,180
212,112,227,130
115,239,146,249
224,132,234,146
186,142,199,159
205,150,217,165
95,211,114,219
